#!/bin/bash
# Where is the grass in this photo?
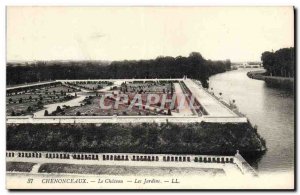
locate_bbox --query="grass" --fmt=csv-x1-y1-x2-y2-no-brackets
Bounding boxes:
6,162,36,172
38,163,225,176
6,82,177,116
6,85,77,116
124,82,173,93
6,101,40,116
55,96,167,116
66,81,113,91
78,84,109,90
6,95,74,116
38,86,78,93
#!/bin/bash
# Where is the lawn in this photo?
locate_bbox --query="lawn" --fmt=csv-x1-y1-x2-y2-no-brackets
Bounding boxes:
37,85,79,94
53,96,164,116
121,81,174,93
6,84,77,116
38,163,225,176
66,81,114,91
6,162,36,172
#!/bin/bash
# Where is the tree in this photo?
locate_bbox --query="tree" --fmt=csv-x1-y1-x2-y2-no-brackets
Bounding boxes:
170,82,174,96
168,109,171,115
56,106,62,112
37,101,43,108
261,51,275,76
261,47,294,77
27,106,32,112
44,110,49,116
146,127,159,150
7,53,231,87
76,111,81,116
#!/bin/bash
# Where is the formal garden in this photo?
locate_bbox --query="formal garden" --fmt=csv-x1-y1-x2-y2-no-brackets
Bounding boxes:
49,94,170,116
65,81,114,91
45,81,180,116
6,83,80,116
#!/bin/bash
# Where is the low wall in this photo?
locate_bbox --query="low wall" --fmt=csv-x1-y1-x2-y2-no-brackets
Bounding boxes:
7,81,59,90
202,116,248,123
6,115,249,124
6,150,255,177
234,153,258,177
57,79,184,83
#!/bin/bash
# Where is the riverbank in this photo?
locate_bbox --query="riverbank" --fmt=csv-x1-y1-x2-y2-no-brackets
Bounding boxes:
247,70,294,92
7,122,266,155
209,69,294,173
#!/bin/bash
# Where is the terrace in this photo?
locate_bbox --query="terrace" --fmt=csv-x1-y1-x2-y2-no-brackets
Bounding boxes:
6,150,256,177
6,78,248,123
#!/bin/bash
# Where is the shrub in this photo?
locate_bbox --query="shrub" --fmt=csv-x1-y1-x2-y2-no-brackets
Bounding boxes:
6,122,266,155
27,106,32,112
56,106,62,112
44,110,49,116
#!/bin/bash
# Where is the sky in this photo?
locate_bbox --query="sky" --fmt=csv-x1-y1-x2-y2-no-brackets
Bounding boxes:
7,7,294,62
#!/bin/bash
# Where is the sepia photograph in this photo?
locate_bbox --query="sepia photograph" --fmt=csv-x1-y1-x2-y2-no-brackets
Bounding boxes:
5,6,295,190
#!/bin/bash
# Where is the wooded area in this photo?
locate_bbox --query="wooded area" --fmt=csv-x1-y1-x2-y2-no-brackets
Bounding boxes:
7,122,266,155
261,47,294,77
7,52,231,88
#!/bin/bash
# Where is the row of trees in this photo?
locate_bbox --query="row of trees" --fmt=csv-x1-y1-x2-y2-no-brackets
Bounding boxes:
7,122,265,155
261,47,294,77
7,52,231,88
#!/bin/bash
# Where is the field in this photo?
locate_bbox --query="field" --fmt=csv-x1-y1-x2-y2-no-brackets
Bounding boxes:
38,163,225,176
6,162,36,172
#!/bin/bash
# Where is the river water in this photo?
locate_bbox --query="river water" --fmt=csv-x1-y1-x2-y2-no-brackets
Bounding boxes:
209,68,294,173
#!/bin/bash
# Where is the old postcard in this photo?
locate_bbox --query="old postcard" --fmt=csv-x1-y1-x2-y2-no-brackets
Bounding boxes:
6,6,295,190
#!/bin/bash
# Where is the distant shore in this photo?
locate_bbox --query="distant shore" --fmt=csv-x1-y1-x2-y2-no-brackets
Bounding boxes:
247,70,294,92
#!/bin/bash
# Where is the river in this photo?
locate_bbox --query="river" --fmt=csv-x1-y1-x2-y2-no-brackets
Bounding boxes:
209,68,294,174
